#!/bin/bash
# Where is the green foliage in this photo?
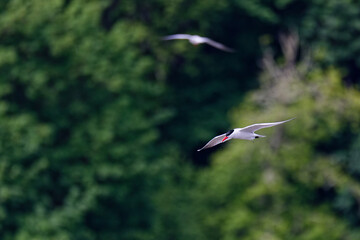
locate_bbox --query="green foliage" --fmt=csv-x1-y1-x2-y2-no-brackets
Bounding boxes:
0,1,179,239
197,53,360,239
301,0,360,82
2,0,360,239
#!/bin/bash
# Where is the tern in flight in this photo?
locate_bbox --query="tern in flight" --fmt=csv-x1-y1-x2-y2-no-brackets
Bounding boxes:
162,34,234,52
197,118,295,151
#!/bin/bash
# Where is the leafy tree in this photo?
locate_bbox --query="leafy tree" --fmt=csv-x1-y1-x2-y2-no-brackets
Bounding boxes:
301,0,360,84
3,0,360,239
0,1,181,239
197,36,360,240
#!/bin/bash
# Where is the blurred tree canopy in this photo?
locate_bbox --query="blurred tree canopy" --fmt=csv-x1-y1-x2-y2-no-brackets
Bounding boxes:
197,43,360,239
301,0,360,84
1,0,360,240
0,1,178,239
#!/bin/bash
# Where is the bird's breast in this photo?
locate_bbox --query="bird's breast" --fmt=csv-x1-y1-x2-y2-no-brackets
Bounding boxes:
232,130,255,140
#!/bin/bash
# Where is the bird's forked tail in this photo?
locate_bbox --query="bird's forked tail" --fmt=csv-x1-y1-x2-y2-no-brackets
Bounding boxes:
254,134,266,139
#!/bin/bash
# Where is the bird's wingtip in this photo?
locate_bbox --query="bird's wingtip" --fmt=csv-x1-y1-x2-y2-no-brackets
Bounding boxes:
285,117,296,121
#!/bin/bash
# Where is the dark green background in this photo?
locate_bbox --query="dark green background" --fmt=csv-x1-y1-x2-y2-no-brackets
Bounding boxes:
1,0,360,239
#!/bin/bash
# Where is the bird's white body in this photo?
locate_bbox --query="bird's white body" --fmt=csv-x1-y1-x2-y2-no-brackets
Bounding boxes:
188,35,206,45
162,34,234,52
197,118,295,151
230,129,265,140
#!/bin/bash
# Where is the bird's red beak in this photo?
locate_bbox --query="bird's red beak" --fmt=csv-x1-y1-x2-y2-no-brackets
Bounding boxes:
222,136,228,142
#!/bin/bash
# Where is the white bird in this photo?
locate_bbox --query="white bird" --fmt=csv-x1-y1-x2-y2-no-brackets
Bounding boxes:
197,118,295,151
162,34,234,52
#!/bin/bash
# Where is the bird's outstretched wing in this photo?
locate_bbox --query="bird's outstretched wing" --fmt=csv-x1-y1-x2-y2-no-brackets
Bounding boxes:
240,118,295,133
197,133,230,151
203,38,234,52
162,34,192,40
